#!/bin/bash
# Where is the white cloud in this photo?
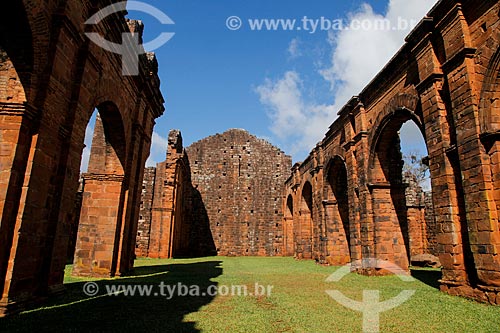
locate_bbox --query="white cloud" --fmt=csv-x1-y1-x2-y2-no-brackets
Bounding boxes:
146,131,168,167
256,71,335,154
287,38,302,59
257,0,437,161
256,71,305,140
321,0,436,109
80,123,94,172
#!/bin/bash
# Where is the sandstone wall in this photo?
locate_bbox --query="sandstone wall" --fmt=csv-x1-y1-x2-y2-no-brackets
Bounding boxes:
284,0,500,305
136,129,292,258
186,129,292,256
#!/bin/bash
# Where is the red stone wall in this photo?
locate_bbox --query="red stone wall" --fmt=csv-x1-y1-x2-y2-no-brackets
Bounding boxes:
136,129,292,258
186,129,292,256
0,0,164,315
148,130,187,259
285,0,500,305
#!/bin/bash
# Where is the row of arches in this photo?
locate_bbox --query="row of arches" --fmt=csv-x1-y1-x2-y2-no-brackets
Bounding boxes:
284,28,500,302
0,1,163,315
285,112,432,270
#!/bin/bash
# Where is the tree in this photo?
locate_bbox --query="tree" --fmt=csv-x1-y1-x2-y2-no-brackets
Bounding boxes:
402,150,430,189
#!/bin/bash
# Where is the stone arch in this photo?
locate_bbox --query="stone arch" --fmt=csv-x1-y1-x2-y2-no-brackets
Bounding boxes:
91,91,133,144
0,1,34,101
479,46,500,203
323,155,351,265
0,2,164,315
479,46,500,134
296,181,313,259
72,101,129,277
369,105,424,178
283,194,294,256
0,0,37,305
286,194,293,218
87,102,127,175
479,45,500,265
368,105,428,270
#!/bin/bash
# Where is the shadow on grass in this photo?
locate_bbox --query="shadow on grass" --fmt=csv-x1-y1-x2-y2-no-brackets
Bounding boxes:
410,268,442,290
0,261,223,332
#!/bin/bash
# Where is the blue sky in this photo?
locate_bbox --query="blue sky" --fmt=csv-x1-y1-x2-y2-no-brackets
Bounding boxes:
82,0,438,172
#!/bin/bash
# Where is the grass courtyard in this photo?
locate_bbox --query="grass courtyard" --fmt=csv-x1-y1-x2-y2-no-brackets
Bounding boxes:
1,257,499,332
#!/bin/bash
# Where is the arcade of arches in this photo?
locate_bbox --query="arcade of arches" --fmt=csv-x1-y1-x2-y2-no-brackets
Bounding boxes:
284,0,500,305
0,1,164,315
0,0,500,317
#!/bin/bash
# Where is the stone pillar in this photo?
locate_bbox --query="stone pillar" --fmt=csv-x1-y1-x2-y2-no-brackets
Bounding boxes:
370,184,409,271
0,102,39,315
353,104,374,273
445,62,500,290
404,173,426,257
148,130,184,259
283,216,294,256
72,174,126,277
298,205,313,259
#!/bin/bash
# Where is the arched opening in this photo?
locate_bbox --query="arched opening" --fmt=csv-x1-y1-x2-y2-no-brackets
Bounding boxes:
370,108,438,270
486,95,500,231
400,122,440,267
297,182,313,259
80,111,98,173
72,102,128,277
284,194,294,256
477,47,500,287
480,49,500,227
324,156,351,265
0,0,36,309
86,103,127,175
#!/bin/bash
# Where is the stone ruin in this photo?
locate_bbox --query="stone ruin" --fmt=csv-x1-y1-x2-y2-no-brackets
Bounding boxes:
0,0,164,315
137,0,500,306
135,129,292,258
1,0,500,317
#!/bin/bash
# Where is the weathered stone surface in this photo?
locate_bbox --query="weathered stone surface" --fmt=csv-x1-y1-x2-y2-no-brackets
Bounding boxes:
284,0,500,305
411,254,442,268
135,168,156,257
187,129,292,256
1,0,500,317
0,0,164,315
136,129,292,258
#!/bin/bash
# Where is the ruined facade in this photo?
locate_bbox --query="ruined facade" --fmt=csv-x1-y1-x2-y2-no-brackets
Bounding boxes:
0,0,164,315
285,0,500,305
187,129,292,256
136,129,292,258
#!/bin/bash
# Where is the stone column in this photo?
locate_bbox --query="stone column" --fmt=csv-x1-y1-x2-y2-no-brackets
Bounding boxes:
72,174,126,277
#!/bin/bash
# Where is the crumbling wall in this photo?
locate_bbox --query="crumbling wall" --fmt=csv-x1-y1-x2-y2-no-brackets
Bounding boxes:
283,0,500,305
136,129,292,258
186,129,292,256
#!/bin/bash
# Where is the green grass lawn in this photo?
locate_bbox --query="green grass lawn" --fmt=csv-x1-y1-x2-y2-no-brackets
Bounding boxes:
1,257,499,332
